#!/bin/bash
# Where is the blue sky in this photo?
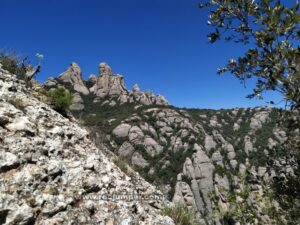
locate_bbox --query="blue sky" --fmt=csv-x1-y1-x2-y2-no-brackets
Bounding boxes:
0,0,288,109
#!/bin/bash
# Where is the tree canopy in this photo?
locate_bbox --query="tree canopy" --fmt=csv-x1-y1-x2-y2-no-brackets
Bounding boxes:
200,0,300,109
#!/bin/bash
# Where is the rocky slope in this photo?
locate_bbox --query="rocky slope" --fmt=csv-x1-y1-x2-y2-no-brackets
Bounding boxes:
44,62,298,224
107,106,296,224
0,65,174,225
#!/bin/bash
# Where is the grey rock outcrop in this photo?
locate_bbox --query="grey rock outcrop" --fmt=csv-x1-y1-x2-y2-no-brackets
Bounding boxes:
112,123,132,138
131,152,149,168
118,142,135,158
133,84,140,93
44,62,169,107
92,63,128,98
88,74,97,93
144,137,164,157
44,77,57,88
70,92,84,111
57,62,89,95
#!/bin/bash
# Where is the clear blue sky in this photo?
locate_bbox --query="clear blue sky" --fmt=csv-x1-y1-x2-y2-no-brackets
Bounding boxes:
0,0,287,109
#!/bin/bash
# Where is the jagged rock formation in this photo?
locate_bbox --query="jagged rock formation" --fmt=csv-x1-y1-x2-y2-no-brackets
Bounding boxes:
58,62,89,95
70,92,84,111
77,103,297,224
45,62,169,108
0,65,174,225
92,63,128,99
44,61,298,224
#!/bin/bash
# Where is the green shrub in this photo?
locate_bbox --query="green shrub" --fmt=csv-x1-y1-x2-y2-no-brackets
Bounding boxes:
48,87,73,116
160,204,200,225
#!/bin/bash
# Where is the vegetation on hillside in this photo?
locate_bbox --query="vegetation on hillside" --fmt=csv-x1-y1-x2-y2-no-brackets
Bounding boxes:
48,87,73,116
0,51,27,80
161,204,200,225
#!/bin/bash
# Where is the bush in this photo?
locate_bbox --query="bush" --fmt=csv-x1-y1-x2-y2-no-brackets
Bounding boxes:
160,204,200,225
0,51,27,80
48,87,73,116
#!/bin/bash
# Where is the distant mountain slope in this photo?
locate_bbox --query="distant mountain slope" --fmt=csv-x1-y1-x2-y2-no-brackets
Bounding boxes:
45,62,298,224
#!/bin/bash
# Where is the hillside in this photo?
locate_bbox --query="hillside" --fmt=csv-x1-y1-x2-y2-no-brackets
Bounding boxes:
43,62,298,224
0,64,174,225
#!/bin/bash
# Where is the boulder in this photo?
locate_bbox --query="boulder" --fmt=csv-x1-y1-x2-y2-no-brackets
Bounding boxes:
128,126,144,144
144,137,164,157
118,142,135,158
88,74,97,92
112,124,132,138
131,152,149,168
204,135,217,152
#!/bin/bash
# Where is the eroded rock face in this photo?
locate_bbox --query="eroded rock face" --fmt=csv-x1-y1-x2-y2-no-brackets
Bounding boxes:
112,124,132,138
102,105,295,224
57,62,89,95
70,92,84,111
133,84,140,93
0,67,174,225
44,77,57,88
131,152,149,168
92,63,128,98
45,62,169,107
88,74,97,93
99,62,113,76
118,142,135,158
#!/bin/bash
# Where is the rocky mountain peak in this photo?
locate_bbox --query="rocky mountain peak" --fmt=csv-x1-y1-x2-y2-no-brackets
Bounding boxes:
92,62,128,98
57,62,89,95
99,62,112,76
133,83,140,93
45,61,169,107
88,74,97,84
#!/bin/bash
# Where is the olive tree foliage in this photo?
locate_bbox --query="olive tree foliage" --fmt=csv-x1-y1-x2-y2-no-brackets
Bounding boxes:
200,0,299,108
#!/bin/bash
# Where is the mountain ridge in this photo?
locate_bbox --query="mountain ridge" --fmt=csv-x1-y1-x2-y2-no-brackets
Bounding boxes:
42,62,298,224
45,62,169,109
